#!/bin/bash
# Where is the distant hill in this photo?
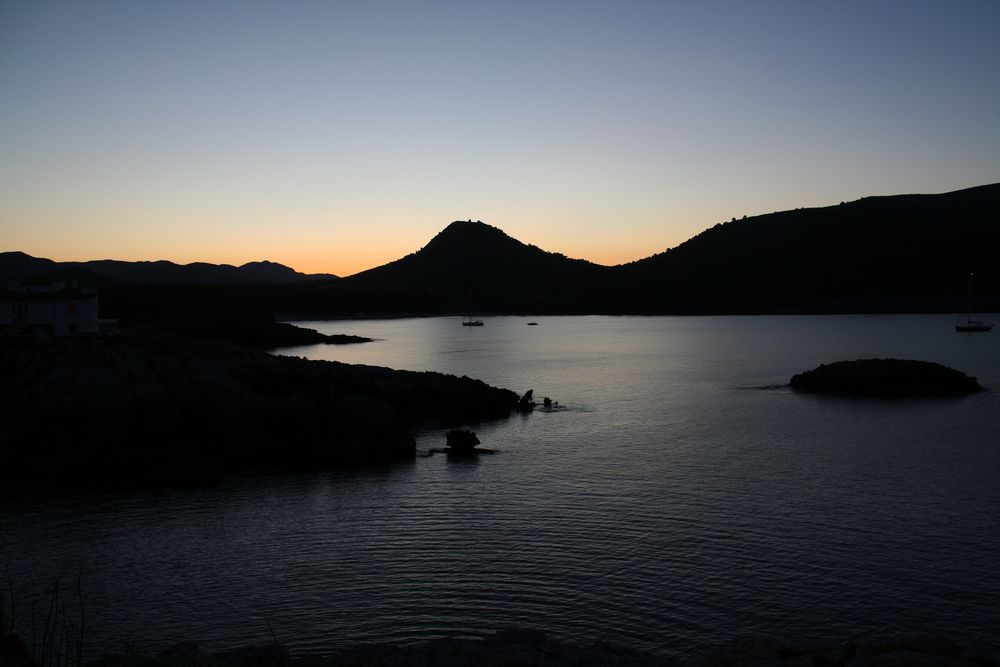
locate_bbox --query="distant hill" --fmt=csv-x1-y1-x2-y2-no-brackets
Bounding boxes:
342,220,615,311
619,183,1000,311
0,251,58,279
339,184,1000,313
0,251,336,285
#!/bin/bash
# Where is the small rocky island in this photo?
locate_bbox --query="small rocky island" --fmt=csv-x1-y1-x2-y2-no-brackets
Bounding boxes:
790,358,984,396
439,428,495,456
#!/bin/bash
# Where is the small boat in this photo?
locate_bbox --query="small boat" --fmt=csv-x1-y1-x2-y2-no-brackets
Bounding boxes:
955,272,993,332
462,314,484,327
526,322,538,326
462,292,484,326
956,320,993,333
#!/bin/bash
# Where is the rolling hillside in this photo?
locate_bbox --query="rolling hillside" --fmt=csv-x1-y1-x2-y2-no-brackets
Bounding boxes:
0,252,336,285
619,183,1000,311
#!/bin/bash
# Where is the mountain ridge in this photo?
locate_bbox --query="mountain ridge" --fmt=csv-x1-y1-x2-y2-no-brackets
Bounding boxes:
335,183,999,312
617,182,1000,310
4,182,998,313
0,252,337,285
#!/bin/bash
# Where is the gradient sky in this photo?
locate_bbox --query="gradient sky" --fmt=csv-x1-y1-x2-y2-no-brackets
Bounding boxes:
2,1,998,276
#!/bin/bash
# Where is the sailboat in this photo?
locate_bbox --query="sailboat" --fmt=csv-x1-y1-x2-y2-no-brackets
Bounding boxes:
462,293,484,326
955,272,993,332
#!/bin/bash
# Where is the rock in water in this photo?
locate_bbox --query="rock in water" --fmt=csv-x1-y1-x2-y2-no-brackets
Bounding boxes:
790,358,983,396
445,428,481,452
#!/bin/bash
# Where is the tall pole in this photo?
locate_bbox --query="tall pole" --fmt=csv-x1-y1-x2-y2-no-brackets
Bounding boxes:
967,272,974,321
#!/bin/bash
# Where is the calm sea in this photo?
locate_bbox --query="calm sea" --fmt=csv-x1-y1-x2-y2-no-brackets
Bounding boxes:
3,315,999,660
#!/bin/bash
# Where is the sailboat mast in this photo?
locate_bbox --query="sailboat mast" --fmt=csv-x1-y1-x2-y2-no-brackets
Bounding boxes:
967,272,974,321
955,271,993,332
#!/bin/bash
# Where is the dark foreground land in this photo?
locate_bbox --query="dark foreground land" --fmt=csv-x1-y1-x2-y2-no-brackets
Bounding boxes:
3,626,997,667
0,334,518,485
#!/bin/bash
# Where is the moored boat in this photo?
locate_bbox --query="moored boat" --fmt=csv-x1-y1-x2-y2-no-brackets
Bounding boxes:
955,272,993,332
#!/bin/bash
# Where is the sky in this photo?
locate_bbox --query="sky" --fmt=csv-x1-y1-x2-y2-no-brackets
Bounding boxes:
2,1,999,276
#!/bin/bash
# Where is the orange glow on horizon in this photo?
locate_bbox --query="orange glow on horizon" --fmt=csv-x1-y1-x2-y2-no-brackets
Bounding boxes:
11,224,693,277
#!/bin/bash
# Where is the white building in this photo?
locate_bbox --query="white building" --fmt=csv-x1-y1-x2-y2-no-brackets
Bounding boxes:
0,280,101,336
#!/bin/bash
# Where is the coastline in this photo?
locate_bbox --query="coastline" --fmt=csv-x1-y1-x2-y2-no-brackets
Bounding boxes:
0,332,519,486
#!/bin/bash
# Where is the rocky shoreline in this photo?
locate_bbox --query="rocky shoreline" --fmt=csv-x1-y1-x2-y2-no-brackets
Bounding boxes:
0,333,519,485
135,318,374,350
3,626,996,667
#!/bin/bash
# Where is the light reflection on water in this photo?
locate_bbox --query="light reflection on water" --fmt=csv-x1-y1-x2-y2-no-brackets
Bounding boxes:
3,315,999,660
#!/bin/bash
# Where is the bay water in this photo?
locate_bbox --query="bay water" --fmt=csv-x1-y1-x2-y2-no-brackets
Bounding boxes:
3,315,999,659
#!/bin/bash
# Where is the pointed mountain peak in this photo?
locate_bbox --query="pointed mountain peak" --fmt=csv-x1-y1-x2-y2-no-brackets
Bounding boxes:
344,219,606,298
435,219,509,239
421,220,525,256
444,219,490,229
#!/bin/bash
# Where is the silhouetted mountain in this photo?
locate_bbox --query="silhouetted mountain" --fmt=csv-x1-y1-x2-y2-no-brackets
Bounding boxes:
5,183,997,316
619,183,1000,312
0,251,57,279
342,220,614,311
339,185,1000,313
0,252,336,285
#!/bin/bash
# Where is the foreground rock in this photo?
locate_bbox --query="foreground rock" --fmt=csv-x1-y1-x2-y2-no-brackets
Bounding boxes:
790,358,984,396
518,389,536,411
445,428,481,451
316,629,658,667
685,632,998,667
432,428,497,457
73,629,1000,667
0,335,518,484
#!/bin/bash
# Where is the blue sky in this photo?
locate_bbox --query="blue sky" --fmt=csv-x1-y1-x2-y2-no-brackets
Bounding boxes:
2,0,998,274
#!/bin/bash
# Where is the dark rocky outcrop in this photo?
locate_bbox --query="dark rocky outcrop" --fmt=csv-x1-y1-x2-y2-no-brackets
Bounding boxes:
53,629,1000,667
790,358,984,396
445,428,480,451
685,632,997,667
325,628,659,667
0,335,518,485
434,428,496,457
0,587,34,667
128,316,371,350
84,629,661,667
152,319,373,350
